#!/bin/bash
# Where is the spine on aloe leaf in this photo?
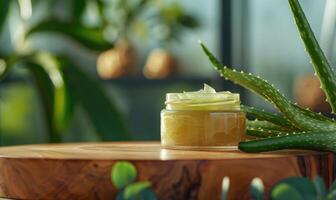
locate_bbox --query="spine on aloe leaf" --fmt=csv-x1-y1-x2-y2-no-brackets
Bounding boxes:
239,131,336,152
242,105,298,130
200,42,336,132
289,0,336,113
293,104,335,122
247,120,294,132
246,128,290,138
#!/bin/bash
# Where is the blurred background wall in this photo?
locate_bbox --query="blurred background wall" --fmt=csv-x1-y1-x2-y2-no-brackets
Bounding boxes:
0,0,334,145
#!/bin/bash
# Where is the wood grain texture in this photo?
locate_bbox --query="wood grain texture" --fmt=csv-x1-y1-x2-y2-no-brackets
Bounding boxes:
0,142,333,200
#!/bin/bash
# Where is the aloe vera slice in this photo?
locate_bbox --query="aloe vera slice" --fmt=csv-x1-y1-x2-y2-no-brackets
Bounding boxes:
200,42,336,132
239,131,336,152
289,0,336,113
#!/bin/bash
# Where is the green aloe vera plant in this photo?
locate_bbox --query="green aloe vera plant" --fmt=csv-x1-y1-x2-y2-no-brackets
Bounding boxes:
201,0,336,152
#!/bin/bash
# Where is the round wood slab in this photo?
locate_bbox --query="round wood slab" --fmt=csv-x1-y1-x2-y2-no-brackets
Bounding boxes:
0,142,333,200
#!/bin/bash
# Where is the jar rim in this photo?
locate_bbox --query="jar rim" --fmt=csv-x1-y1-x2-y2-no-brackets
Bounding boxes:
165,92,241,111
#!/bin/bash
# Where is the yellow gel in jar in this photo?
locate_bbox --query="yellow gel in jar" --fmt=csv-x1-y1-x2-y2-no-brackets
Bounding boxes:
161,84,246,149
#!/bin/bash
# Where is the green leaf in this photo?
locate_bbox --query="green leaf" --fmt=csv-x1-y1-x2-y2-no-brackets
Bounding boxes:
293,104,335,123
246,120,295,138
61,57,129,141
242,105,298,131
178,14,199,29
326,192,336,200
136,189,157,200
123,181,154,200
0,58,8,81
27,53,73,141
1,53,73,142
118,188,157,200
116,192,124,200
246,128,289,138
71,0,87,23
313,176,327,197
250,177,264,200
111,161,137,189
327,183,336,200
274,177,317,200
28,55,74,142
289,0,336,113
34,53,73,133
247,120,294,132
0,54,27,81
26,20,111,51
200,41,336,132
271,183,303,200
0,0,10,34
331,179,336,192
239,131,336,152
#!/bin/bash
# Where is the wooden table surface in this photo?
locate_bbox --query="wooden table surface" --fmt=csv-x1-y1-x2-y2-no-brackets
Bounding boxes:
0,142,333,200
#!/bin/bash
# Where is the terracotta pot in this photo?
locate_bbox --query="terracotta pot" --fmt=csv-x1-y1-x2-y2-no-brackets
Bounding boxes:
143,48,177,79
294,75,331,113
97,40,136,79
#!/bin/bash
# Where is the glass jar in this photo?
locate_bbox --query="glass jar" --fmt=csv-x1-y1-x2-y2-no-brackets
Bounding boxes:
160,84,246,149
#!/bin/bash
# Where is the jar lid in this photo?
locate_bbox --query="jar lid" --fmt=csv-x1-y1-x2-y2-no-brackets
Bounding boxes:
165,84,241,111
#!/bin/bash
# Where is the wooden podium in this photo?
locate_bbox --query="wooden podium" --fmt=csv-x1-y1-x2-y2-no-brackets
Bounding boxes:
0,142,333,199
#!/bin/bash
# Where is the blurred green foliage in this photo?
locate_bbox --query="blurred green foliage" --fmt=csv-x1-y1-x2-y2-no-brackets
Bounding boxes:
0,0,131,144
0,0,199,145
221,175,336,200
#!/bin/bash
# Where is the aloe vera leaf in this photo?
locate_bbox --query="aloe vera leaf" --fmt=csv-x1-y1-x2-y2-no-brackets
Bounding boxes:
289,0,336,113
239,131,336,152
293,104,335,122
200,42,336,131
242,105,297,130
247,120,293,132
246,128,290,138
246,129,267,138
246,97,333,124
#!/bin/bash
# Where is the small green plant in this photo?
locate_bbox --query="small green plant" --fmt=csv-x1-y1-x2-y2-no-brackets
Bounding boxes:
200,0,336,152
111,161,157,200
220,176,336,200
252,176,336,200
